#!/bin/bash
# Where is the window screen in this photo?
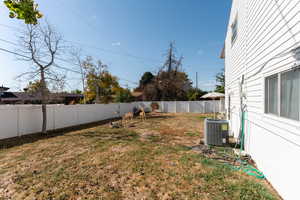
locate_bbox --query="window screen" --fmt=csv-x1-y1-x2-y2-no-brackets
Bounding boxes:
265,74,278,115
231,17,238,45
281,69,300,120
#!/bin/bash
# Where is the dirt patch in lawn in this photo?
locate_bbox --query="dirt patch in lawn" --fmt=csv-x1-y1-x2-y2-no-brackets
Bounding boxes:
0,113,280,200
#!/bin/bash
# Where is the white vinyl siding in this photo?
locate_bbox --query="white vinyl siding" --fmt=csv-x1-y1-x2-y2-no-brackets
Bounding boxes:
224,0,300,199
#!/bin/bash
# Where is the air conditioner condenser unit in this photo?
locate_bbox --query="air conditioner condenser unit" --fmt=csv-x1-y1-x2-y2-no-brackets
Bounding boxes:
204,119,229,146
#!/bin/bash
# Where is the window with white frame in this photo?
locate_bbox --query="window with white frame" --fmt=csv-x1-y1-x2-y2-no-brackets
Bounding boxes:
231,16,238,45
280,69,300,120
265,68,300,121
265,74,278,115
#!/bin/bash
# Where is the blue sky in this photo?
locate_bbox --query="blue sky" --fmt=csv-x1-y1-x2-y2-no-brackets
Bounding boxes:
0,0,231,91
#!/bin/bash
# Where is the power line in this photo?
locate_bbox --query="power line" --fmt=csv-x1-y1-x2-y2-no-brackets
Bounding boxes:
0,46,81,77
53,58,138,85
227,45,296,87
0,23,161,65
0,47,29,58
0,38,18,46
0,46,79,73
50,1,160,64
0,23,22,31
0,46,138,86
0,33,150,86
0,38,86,73
64,40,160,64
272,0,298,45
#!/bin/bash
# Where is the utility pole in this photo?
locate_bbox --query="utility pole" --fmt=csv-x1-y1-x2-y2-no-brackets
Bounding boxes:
95,64,105,104
196,72,198,89
80,69,86,104
95,84,100,104
95,71,101,104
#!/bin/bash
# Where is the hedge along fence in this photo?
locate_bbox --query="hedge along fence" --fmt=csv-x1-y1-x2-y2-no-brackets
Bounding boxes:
0,100,224,140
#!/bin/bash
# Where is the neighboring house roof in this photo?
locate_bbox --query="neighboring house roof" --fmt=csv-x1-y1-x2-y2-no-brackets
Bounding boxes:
0,92,18,98
13,92,42,101
13,92,83,99
0,92,83,103
131,91,143,97
0,86,9,92
62,93,84,98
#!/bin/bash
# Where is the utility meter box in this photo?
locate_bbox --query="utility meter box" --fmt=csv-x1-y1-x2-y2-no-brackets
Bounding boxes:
204,119,229,146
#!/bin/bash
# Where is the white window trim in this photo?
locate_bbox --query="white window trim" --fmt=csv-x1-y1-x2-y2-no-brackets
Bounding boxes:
278,73,281,117
231,14,238,46
264,66,300,123
264,74,279,115
263,113,300,129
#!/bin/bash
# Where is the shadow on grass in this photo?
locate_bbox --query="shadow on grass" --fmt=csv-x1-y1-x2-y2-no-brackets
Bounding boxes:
76,129,139,142
198,137,238,148
0,118,122,149
144,114,174,120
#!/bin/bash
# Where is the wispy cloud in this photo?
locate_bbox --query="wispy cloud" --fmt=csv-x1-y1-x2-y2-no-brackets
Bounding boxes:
112,42,121,46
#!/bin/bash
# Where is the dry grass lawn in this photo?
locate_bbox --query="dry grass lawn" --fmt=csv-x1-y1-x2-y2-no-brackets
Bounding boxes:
0,113,280,200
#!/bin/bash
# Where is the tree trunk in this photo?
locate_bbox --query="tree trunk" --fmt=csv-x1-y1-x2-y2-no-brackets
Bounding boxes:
41,68,47,134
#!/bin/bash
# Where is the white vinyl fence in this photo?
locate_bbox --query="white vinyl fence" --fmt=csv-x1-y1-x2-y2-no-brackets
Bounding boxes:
136,100,225,113
0,103,134,140
0,100,224,140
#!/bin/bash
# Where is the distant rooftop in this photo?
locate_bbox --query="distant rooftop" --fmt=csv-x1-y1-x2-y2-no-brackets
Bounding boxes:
0,85,9,92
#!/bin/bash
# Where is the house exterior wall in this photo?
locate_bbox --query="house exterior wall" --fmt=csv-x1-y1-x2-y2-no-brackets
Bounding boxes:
224,0,300,199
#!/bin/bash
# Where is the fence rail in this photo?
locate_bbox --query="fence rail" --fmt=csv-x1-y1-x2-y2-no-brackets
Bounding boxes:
0,100,224,140
136,100,224,113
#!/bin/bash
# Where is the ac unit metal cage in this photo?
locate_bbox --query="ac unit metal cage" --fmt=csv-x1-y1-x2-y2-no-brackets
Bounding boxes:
204,119,229,146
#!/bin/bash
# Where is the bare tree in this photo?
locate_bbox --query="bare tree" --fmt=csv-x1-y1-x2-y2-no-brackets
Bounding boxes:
163,41,177,73
17,20,64,134
141,42,191,101
70,48,87,104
